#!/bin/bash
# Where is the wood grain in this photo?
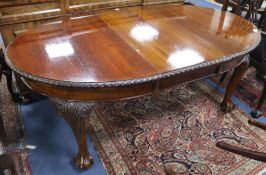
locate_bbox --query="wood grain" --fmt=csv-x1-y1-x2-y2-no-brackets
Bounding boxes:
7,5,260,82
4,4,261,171
6,4,260,100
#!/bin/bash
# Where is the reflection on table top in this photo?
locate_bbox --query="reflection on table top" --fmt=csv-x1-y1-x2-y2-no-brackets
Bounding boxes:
7,4,260,83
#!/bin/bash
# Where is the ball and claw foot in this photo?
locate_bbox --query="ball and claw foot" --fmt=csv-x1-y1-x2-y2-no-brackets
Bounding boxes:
220,101,235,113
251,110,263,119
74,152,93,170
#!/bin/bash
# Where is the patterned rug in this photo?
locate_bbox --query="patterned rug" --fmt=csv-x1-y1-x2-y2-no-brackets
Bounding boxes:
86,80,266,175
0,76,31,175
210,68,265,116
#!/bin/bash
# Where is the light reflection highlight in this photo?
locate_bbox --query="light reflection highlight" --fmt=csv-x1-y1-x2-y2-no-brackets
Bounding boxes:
44,21,63,25
45,42,74,58
68,76,97,82
70,15,93,20
130,23,159,42
168,49,204,69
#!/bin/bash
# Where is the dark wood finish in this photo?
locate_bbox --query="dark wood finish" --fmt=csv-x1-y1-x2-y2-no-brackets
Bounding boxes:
5,4,261,170
248,118,266,130
216,117,266,160
0,1,184,99
221,0,265,21
250,13,266,118
7,5,259,86
22,58,243,100
220,56,249,112
50,99,94,169
216,118,266,163
70,116,93,169
221,0,230,11
0,154,17,175
251,77,266,118
216,141,266,162
216,3,266,164
220,2,266,118
222,0,246,16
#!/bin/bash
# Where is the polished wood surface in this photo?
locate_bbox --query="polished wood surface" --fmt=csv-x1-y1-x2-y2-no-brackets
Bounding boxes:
7,4,260,85
0,1,183,104
0,1,183,47
5,4,262,170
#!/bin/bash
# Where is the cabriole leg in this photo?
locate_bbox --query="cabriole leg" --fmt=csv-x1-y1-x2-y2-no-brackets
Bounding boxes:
50,98,94,170
220,56,249,112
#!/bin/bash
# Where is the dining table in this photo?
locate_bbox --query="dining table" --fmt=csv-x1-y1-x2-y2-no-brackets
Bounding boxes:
4,3,261,170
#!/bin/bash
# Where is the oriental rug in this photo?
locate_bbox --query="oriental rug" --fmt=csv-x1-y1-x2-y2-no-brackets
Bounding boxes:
86,80,266,175
210,68,266,116
0,76,31,175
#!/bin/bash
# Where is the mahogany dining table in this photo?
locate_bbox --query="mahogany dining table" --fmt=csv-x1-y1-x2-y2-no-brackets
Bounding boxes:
4,3,261,170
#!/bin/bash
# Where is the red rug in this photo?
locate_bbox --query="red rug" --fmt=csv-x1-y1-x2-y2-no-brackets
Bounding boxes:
86,80,266,175
210,68,265,116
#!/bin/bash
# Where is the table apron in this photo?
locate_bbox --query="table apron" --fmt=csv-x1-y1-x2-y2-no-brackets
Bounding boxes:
21,56,245,101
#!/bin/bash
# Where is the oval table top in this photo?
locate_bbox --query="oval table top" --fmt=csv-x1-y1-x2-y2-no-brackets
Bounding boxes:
5,4,261,88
